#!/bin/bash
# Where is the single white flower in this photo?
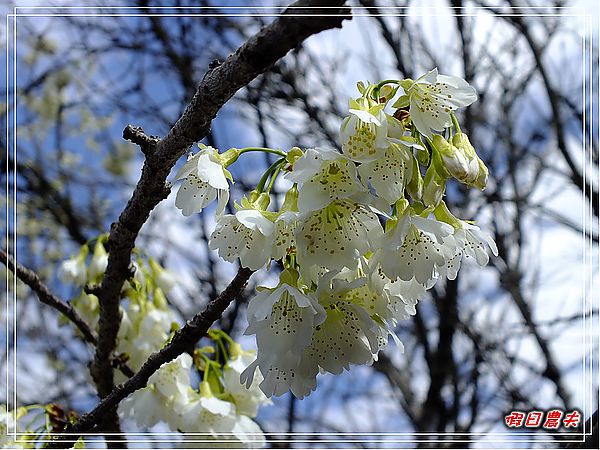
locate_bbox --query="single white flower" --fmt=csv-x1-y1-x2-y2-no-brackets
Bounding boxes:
148,354,193,404
149,258,177,293
70,292,100,331
296,199,384,279
379,212,455,285
118,306,175,370
401,68,477,137
177,399,265,449
175,145,231,217
271,211,298,261
222,353,271,418
245,269,326,363
229,415,266,449
175,387,235,433
286,147,366,213
340,102,388,162
362,257,425,321
454,222,498,267
59,252,87,286
306,275,382,375
432,202,497,274
241,349,319,400
88,240,108,280
357,142,413,205
118,386,165,429
209,205,275,270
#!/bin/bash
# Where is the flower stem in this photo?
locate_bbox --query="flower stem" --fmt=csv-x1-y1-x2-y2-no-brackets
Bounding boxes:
370,79,401,99
450,113,462,134
256,157,286,193
266,161,285,193
237,147,287,158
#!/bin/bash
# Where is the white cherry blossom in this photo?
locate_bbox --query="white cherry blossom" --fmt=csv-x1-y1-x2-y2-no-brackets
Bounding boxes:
241,348,319,399
271,211,298,261
59,253,87,286
357,142,413,205
209,205,275,270
148,354,193,405
379,212,455,285
340,102,388,162
401,68,477,137
118,386,165,429
222,352,271,417
286,147,366,213
88,240,108,280
175,145,231,217
454,222,498,267
296,199,384,279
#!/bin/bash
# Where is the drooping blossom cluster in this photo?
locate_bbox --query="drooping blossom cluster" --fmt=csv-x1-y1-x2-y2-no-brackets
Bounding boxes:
58,242,269,447
118,333,270,448
174,69,497,399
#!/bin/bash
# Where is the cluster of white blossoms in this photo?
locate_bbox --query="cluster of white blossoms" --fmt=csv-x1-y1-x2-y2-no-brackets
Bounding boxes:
175,69,498,400
118,333,270,448
59,243,269,447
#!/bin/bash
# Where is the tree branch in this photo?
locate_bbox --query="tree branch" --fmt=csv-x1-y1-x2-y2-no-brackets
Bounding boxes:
50,267,253,446
0,249,136,379
1,248,97,345
78,0,350,439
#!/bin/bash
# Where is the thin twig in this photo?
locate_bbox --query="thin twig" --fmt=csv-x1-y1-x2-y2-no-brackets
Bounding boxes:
1,249,97,345
0,249,136,379
49,267,253,446
74,0,349,441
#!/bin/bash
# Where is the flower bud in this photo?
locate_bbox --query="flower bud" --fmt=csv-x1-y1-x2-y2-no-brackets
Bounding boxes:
451,133,481,184
89,240,108,281
218,147,240,167
280,185,299,212
59,246,88,286
248,190,271,211
286,147,304,165
423,165,445,207
406,156,423,201
473,158,489,190
433,135,469,180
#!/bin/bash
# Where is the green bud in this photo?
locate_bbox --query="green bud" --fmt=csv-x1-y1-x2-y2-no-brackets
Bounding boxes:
286,147,303,165
279,267,300,287
218,147,241,167
473,158,489,190
417,147,430,166
423,165,445,207
280,185,299,213
247,190,271,211
395,198,410,217
406,156,423,201
199,380,213,398
412,201,426,215
153,287,168,310
433,201,462,229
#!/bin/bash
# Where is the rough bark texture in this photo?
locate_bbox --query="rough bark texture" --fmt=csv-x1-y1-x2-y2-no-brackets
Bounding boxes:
51,267,253,446
54,0,350,443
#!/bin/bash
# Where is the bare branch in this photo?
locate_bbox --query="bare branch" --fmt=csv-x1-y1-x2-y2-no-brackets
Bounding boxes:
1,248,97,345
50,267,253,446
58,0,352,439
